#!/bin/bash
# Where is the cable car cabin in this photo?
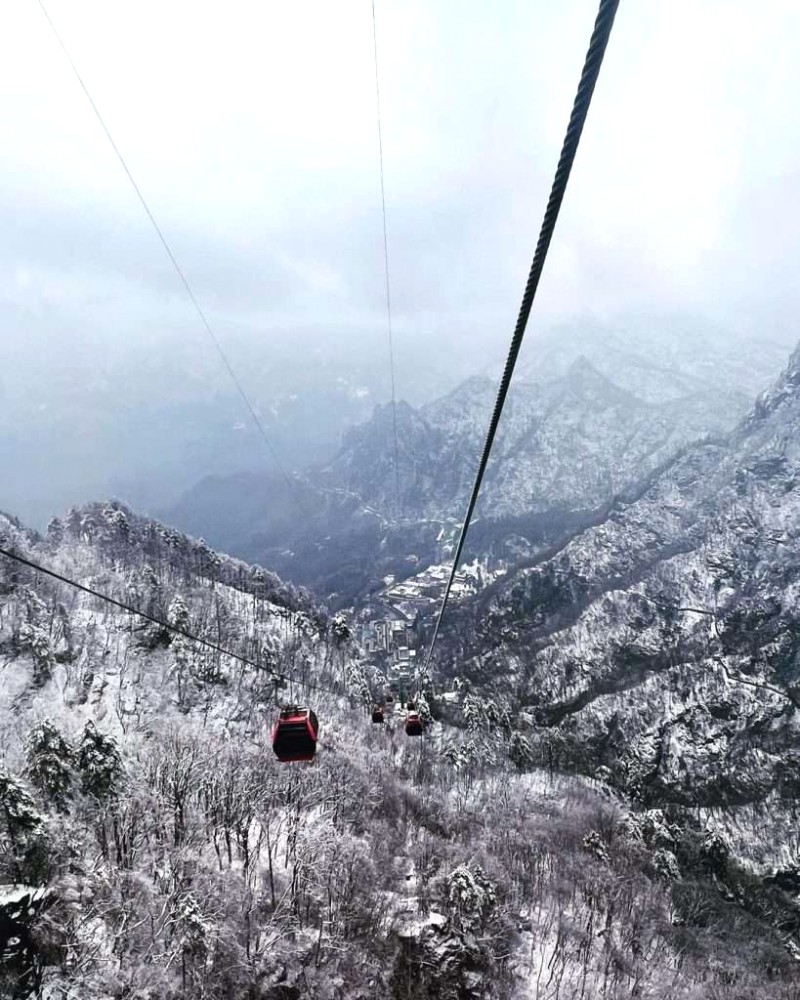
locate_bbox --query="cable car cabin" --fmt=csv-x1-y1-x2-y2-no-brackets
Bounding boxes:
272,705,319,762
405,700,415,711
371,706,385,724
405,712,423,737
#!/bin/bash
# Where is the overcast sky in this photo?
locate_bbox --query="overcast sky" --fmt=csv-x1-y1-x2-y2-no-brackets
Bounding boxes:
3,0,800,400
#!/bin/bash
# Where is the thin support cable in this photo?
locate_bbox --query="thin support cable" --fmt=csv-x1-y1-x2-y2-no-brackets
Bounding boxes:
424,0,621,672
0,544,342,700
36,0,308,514
371,0,402,515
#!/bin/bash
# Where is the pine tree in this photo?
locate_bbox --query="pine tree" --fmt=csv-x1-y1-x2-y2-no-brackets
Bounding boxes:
102,503,130,542
446,863,497,933
0,767,47,882
18,623,54,686
46,516,65,546
25,720,75,812
77,722,122,800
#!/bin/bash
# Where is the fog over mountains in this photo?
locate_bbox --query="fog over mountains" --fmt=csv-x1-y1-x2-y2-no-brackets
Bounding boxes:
7,1,800,995
158,321,795,605
0,324,404,528
3,308,795,534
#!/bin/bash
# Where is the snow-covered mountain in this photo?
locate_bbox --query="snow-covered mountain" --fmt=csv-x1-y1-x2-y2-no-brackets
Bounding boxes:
516,315,792,406
164,329,779,606
442,341,800,875
324,355,752,520
2,503,799,997
166,345,780,606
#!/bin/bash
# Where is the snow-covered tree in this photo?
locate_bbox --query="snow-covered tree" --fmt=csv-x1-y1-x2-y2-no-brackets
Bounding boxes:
582,829,611,864
46,516,65,546
415,691,432,723
461,693,509,734
18,622,55,685
77,722,121,800
445,863,498,933
0,767,47,882
172,891,209,994
345,659,371,706
652,847,681,882
25,720,75,811
101,504,131,545
168,594,190,632
331,612,351,644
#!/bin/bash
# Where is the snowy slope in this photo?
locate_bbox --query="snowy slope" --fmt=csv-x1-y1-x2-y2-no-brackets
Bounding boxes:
1,504,798,997
447,342,800,871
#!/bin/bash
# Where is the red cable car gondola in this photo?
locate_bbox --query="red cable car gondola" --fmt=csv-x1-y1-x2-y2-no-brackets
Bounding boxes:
371,706,385,724
405,711,423,737
272,705,319,762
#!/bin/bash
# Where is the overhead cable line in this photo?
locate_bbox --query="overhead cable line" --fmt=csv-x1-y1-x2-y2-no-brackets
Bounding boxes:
371,0,402,515
36,0,308,516
423,0,621,671
0,544,342,702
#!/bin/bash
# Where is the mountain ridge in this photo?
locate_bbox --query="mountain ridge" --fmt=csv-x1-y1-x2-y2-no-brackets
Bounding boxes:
438,339,800,870
160,332,771,608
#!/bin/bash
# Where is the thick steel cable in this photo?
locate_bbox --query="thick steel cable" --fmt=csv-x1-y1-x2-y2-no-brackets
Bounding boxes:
424,0,621,671
36,0,308,517
371,0,402,515
0,545,340,701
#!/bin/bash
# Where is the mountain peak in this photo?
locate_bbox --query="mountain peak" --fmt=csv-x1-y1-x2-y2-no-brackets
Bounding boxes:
748,339,800,424
563,354,640,405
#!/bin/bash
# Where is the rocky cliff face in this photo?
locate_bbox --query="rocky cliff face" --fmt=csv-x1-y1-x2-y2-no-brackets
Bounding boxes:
445,343,800,873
